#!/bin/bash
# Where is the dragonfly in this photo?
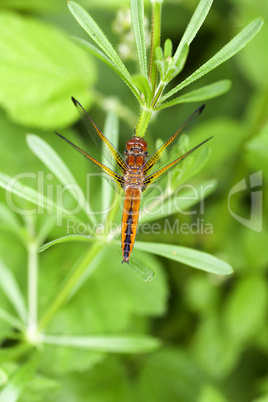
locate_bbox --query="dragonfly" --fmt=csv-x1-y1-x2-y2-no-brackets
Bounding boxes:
56,98,212,264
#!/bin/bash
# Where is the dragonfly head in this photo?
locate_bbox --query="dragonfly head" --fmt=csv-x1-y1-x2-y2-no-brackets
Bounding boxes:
125,137,148,155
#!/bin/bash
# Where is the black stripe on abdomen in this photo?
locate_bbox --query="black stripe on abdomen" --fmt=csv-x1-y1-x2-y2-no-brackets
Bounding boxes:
123,203,133,260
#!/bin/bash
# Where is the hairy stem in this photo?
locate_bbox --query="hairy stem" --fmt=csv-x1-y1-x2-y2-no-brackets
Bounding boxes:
135,108,153,138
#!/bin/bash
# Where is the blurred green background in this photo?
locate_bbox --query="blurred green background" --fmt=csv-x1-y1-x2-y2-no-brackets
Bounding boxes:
0,0,267,401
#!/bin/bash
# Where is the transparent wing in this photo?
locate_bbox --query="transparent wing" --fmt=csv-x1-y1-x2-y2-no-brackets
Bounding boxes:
143,105,205,175
143,137,212,194
56,133,125,195
72,97,127,173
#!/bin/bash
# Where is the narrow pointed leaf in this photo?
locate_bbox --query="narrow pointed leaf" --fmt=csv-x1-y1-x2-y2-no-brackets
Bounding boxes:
166,44,189,82
72,36,142,103
132,74,152,105
0,260,27,322
162,18,263,102
0,172,54,212
38,234,94,253
68,1,140,100
26,134,94,223
164,39,173,58
134,241,233,275
156,80,231,110
174,0,214,62
130,0,147,76
41,334,160,353
0,172,79,222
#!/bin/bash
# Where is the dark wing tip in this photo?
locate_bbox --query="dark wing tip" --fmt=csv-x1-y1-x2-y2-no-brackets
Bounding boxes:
199,104,205,114
55,132,70,143
71,97,78,107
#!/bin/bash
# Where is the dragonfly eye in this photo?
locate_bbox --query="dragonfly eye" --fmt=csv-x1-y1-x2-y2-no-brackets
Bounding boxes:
144,151,149,156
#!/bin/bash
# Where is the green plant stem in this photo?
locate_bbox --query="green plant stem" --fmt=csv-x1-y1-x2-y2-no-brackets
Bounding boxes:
135,108,153,138
148,1,162,93
28,243,38,331
37,242,102,332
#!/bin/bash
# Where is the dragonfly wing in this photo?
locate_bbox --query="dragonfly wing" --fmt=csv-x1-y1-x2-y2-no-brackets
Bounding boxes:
72,97,127,173
56,133,125,195
142,136,212,194
143,105,205,175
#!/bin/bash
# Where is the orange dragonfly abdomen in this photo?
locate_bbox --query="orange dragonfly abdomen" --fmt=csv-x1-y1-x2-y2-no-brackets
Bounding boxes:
121,186,141,263
121,139,148,263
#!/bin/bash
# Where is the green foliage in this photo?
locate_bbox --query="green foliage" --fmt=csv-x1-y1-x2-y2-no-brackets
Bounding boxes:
0,12,96,129
69,0,262,136
0,0,267,401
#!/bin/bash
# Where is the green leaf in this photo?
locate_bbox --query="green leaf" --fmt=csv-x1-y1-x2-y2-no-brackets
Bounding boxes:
174,0,214,62
72,36,140,101
132,74,153,106
26,134,94,223
157,80,231,110
223,276,268,344
0,259,27,323
134,241,233,275
164,39,172,58
166,44,189,82
68,1,140,101
38,234,94,253
130,0,147,77
162,18,263,102
0,353,39,402
41,334,160,353
0,11,96,129
0,172,80,222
